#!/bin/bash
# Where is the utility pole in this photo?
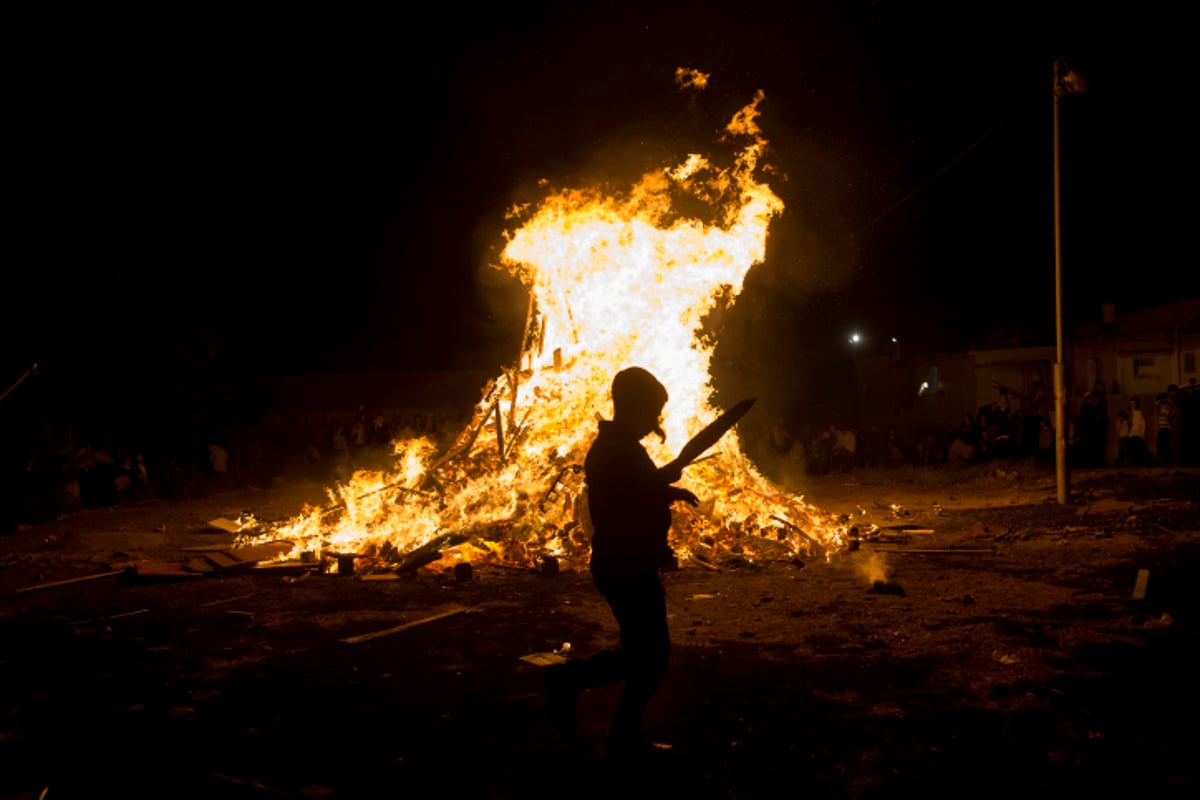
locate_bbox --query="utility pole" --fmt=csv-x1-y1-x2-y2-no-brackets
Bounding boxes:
1052,58,1087,505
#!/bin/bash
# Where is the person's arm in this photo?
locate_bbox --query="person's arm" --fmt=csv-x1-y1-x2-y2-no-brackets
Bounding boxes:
667,485,699,507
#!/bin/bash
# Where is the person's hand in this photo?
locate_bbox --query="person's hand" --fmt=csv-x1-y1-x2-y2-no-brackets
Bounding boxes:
659,458,685,484
672,487,699,507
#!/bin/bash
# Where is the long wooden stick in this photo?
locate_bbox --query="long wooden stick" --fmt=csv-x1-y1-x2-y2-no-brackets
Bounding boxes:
71,608,150,625
15,569,126,595
505,364,521,432
340,604,469,644
769,515,821,548
866,547,994,554
494,401,505,462
519,294,537,371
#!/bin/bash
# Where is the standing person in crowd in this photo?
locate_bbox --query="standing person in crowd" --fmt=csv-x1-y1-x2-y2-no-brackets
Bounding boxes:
1021,403,1045,459
330,421,349,478
975,408,994,461
1166,384,1184,467
1090,380,1109,417
1076,391,1106,468
1155,391,1176,465
949,413,978,464
988,405,1013,460
885,425,906,465
1090,380,1109,465
1114,410,1132,467
208,443,230,489
994,385,1012,417
832,425,857,472
1183,378,1200,466
1127,397,1148,466
1037,417,1055,464
351,408,368,458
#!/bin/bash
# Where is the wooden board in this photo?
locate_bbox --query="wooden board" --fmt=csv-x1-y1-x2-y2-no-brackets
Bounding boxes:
340,604,469,644
204,552,243,569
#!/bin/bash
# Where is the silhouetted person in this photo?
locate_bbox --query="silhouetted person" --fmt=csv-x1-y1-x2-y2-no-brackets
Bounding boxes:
1183,378,1200,466
832,425,857,471
1021,403,1045,459
1166,384,1184,466
208,443,230,488
1114,410,1132,467
544,366,698,762
1037,418,1054,463
1127,397,1148,466
1076,391,1106,468
1155,391,1175,465
949,414,978,464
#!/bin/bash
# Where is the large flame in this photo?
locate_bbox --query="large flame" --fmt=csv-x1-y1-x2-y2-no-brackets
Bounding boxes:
258,89,849,572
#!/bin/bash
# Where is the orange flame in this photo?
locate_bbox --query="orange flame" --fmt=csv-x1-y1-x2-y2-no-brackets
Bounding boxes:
257,91,848,573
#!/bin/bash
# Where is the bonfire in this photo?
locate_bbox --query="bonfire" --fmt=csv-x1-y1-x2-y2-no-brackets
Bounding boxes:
246,79,852,574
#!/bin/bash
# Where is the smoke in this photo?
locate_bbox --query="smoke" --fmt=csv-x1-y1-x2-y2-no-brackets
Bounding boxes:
853,551,892,585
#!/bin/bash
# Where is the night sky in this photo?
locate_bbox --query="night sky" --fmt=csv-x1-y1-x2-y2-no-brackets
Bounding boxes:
6,4,1190,420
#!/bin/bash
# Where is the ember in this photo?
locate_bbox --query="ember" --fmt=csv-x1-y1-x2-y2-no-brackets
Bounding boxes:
249,85,853,573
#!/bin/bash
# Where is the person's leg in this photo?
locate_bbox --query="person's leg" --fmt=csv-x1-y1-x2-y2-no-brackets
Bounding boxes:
601,572,670,754
1157,431,1172,464
544,572,634,733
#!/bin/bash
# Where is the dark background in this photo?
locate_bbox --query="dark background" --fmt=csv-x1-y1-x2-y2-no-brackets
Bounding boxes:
4,3,1191,455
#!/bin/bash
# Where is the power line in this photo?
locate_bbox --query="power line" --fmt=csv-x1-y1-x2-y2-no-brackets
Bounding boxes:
844,77,1053,250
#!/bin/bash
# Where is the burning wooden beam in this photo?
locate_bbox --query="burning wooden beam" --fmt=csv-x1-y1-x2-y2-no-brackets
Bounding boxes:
769,515,821,550
494,401,506,462
390,530,475,574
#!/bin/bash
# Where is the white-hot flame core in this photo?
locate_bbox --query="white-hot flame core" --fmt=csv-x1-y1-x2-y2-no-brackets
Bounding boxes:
257,91,849,572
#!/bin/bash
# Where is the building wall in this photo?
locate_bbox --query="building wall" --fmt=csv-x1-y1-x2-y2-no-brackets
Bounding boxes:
969,347,1056,417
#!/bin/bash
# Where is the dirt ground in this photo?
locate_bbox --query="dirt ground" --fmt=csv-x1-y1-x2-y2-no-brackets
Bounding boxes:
2,462,1198,799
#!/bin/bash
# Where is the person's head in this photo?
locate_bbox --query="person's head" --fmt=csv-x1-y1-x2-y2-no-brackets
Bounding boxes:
611,366,667,440
1129,397,1140,410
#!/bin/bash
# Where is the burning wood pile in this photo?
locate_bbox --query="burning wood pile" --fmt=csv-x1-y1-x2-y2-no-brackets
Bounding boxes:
242,86,852,575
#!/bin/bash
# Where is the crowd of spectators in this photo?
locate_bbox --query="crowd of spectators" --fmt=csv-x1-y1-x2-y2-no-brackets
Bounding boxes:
1,393,467,534
1066,379,1196,468
5,372,1197,535
764,377,1199,478
303,406,465,482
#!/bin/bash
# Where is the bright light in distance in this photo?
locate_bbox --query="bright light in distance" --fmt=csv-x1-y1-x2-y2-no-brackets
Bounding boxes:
848,333,861,345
